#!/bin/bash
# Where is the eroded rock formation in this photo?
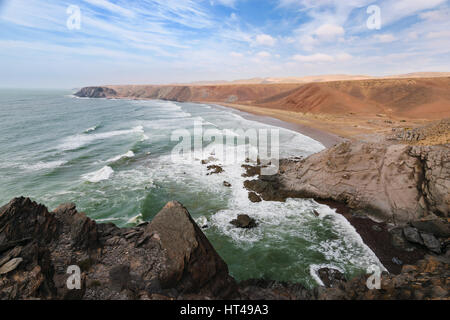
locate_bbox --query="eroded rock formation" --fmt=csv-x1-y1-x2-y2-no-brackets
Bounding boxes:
246,142,449,225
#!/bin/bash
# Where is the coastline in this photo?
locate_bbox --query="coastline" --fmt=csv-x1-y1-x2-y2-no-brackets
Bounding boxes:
210,102,344,148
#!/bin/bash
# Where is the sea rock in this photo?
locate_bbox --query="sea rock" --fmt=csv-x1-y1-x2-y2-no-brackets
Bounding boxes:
75,87,117,98
206,165,224,175
317,268,346,288
223,181,232,188
248,192,262,203
230,215,257,229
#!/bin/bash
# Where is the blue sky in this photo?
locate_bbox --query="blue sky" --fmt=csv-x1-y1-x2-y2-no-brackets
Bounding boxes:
0,0,449,88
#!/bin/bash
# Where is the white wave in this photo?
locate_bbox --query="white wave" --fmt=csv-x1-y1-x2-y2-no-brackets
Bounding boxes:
84,125,100,134
23,160,67,171
82,166,114,183
106,151,135,163
59,126,144,151
127,213,144,225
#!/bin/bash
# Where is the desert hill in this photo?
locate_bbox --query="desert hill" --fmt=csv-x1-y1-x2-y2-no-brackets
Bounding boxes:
88,77,450,120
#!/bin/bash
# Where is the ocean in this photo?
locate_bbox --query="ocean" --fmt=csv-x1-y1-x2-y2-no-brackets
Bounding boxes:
0,89,384,288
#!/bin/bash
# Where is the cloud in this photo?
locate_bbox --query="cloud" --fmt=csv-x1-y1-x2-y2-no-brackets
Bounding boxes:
315,24,345,41
257,51,272,58
83,0,135,18
230,51,244,58
255,34,277,46
292,53,334,63
374,34,397,43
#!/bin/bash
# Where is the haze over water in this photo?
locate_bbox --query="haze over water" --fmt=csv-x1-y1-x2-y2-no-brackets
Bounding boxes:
0,89,384,288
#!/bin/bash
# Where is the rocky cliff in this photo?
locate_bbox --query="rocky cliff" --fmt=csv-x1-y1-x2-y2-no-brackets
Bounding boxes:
245,142,449,225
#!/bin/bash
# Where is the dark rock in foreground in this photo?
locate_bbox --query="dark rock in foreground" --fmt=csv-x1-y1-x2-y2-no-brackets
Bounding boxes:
0,197,236,300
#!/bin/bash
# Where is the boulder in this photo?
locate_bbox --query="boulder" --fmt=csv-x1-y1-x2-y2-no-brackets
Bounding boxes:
230,215,257,229
411,218,450,238
146,201,237,298
420,233,441,254
403,227,424,245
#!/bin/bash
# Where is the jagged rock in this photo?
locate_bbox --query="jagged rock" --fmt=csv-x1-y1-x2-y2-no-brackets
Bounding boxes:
420,233,441,254
230,215,257,229
248,192,262,203
206,165,223,175
147,201,237,298
403,227,424,245
223,181,232,188
0,197,237,300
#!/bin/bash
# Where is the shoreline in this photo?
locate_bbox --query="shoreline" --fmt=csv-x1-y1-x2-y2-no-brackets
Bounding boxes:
210,102,344,148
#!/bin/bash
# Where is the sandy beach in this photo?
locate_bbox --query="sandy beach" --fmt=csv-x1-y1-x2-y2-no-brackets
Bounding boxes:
218,102,436,145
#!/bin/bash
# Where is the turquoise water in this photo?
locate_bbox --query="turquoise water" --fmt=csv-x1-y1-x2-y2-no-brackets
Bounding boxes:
0,89,384,288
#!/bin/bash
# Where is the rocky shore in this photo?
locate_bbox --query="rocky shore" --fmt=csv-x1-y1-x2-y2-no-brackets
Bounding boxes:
1,197,448,300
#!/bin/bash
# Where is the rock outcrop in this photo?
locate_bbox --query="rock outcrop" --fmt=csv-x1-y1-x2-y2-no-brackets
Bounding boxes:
75,87,117,98
246,141,449,225
0,198,236,300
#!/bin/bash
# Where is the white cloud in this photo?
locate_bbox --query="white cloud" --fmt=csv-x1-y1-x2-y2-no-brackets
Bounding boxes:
374,34,397,43
257,51,272,58
292,53,334,63
255,34,277,46
315,24,345,41
230,51,244,58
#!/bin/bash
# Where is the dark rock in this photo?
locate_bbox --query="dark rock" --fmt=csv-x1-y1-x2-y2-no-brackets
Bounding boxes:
403,227,424,245
392,257,403,265
0,197,237,300
230,215,257,229
411,218,450,238
248,192,262,203
206,165,223,175
317,268,346,288
241,165,261,177
420,232,441,254
147,201,237,298
223,181,232,188
75,87,117,98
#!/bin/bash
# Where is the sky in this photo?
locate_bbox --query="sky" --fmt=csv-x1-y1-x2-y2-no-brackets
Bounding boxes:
0,0,449,88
